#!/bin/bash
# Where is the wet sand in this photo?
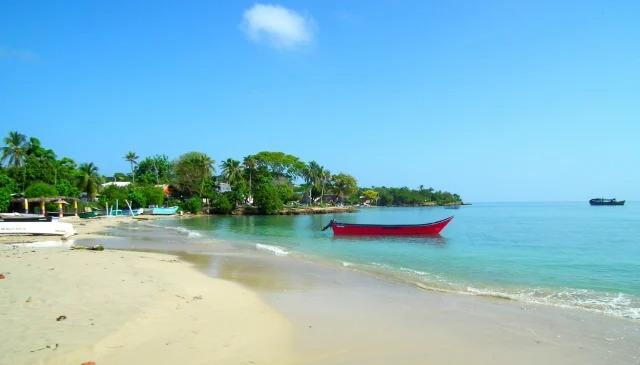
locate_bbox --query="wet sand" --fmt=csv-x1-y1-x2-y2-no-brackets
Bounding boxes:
98,223,640,365
0,218,295,365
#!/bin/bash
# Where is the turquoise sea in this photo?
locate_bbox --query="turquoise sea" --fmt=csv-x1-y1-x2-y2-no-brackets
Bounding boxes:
159,203,640,319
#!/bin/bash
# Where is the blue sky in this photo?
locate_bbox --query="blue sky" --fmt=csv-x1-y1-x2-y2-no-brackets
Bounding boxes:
1,1,639,202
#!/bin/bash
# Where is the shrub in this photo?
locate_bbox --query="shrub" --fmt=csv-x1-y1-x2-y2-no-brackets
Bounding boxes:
55,180,80,197
139,186,165,207
213,193,234,214
25,182,58,198
253,182,283,214
181,197,202,214
0,172,17,212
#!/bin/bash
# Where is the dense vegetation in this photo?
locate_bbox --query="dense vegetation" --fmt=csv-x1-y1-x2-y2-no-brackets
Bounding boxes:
0,131,462,214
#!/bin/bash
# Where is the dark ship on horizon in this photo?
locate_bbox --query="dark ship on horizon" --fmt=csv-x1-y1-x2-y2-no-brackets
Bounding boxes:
589,198,625,206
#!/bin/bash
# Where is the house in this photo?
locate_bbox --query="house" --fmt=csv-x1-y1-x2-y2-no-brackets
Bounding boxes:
101,181,131,188
217,182,232,193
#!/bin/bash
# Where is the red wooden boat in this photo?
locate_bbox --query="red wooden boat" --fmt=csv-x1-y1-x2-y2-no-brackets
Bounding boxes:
322,216,453,236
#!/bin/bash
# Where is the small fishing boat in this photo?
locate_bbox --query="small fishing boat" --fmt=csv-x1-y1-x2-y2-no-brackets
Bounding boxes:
322,216,453,236
589,198,625,206
0,215,76,238
150,206,179,215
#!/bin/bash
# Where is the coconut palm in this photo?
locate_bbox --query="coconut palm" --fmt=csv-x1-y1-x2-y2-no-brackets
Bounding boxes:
198,154,215,197
318,168,331,204
124,151,139,184
1,131,27,168
76,162,100,200
221,159,243,187
242,156,257,202
302,161,319,205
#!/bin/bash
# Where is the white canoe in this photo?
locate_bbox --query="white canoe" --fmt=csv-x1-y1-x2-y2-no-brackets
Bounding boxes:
0,220,76,239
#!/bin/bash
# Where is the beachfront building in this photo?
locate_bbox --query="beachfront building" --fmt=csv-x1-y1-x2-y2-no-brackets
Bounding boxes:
8,196,79,217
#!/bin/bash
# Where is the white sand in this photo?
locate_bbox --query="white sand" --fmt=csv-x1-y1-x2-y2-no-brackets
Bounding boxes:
0,247,295,365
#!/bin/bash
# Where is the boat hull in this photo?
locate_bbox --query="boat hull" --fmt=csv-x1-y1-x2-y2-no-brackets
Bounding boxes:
0,220,76,238
330,216,453,236
151,206,179,215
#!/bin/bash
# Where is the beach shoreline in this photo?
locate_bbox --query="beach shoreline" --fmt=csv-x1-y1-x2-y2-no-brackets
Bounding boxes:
2,216,639,365
0,217,296,365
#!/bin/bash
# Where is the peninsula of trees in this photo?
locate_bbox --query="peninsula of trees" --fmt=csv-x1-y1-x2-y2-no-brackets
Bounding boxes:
0,132,463,214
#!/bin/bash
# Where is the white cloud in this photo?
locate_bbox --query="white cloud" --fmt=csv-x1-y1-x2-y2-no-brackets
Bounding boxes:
0,46,38,62
242,4,313,50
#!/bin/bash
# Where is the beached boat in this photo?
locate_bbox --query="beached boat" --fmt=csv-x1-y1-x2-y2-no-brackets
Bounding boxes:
322,216,453,236
107,208,144,216
150,206,179,215
0,215,76,238
589,198,625,206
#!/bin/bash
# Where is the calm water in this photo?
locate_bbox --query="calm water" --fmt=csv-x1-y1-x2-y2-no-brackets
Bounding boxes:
159,203,640,319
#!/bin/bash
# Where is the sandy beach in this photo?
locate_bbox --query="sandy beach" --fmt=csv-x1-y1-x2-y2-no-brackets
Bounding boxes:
2,216,639,365
0,217,295,365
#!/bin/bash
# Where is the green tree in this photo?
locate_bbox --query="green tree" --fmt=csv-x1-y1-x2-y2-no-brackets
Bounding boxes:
212,193,234,214
242,156,257,203
137,185,165,207
1,131,27,169
318,168,331,204
253,181,283,214
135,154,173,184
0,171,18,212
55,180,80,197
77,162,101,199
181,197,202,214
25,182,58,198
99,185,128,206
362,189,380,205
331,173,358,203
1,131,28,190
221,158,243,187
174,152,215,197
124,151,139,184
247,151,305,179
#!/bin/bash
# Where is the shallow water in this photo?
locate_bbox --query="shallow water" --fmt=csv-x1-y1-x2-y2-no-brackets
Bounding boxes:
150,202,640,319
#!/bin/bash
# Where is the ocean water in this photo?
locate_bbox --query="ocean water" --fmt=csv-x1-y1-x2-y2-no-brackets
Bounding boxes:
159,203,640,319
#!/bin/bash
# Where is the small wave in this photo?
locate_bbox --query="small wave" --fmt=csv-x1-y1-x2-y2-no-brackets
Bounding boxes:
145,223,202,238
466,287,640,319
342,261,354,267
256,243,289,256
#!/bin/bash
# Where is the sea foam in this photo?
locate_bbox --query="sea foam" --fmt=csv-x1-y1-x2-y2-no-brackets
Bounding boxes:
256,243,289,256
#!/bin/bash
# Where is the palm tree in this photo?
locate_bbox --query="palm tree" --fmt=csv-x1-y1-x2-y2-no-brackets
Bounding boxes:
124,151,139,184
304,161,324,205
1,131,28,190
76,162,100,200
198,154,214,197
221,159,243,187
242,156,257,202
319,168,331,205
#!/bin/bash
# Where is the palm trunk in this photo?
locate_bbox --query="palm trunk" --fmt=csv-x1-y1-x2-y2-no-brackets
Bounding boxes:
320,182,325,205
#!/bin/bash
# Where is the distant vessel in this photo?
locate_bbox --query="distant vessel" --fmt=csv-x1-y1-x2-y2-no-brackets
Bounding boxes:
589,198,625,206
150,206,179,215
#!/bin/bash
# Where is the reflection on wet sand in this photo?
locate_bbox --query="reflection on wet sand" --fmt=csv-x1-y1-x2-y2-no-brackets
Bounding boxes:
180,251,319,292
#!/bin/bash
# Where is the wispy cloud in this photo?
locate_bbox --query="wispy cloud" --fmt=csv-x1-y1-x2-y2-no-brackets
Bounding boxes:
0,46,38,62
241,4,314,50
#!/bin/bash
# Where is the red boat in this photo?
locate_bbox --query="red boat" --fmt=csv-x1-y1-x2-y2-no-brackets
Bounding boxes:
322,216,453,236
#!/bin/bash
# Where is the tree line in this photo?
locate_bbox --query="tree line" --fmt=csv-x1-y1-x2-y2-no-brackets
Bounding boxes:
0,131,462,214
